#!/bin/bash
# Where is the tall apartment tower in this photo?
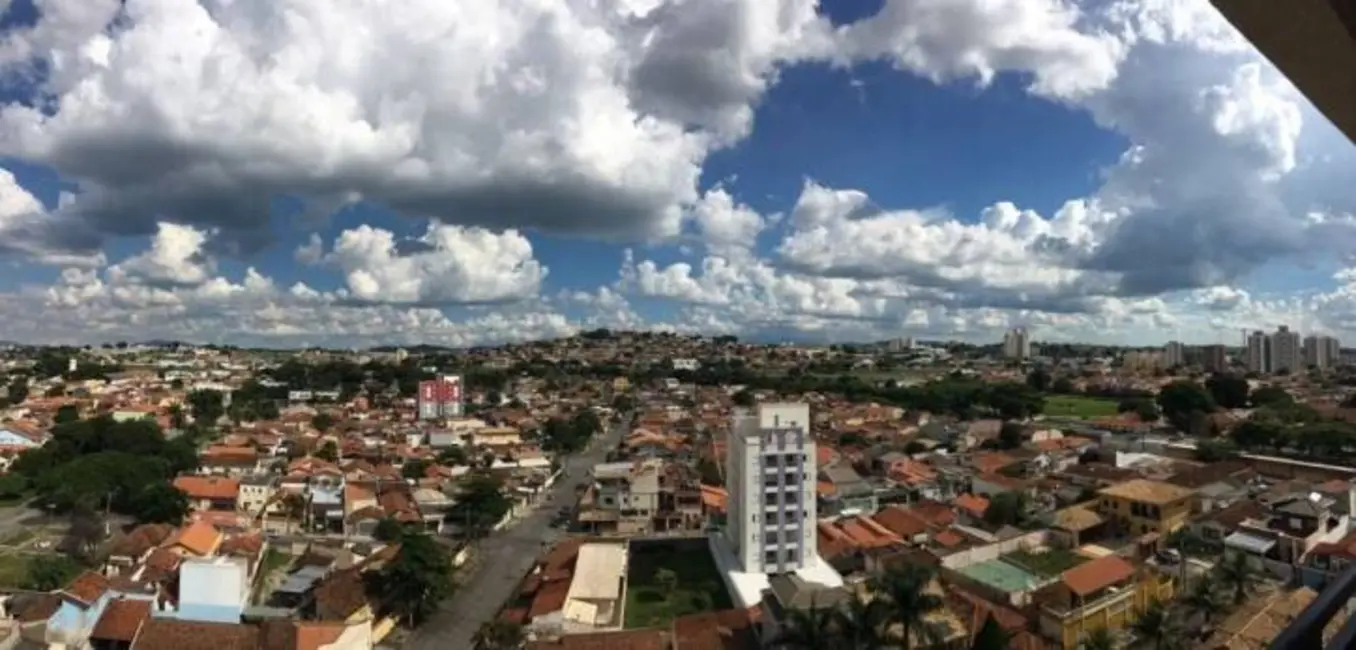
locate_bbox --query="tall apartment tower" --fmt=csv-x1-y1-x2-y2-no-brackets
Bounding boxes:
1201,344,1228,373
725,402,817,575
1270,326,1302,374
1304,335,1343,369
1002,328,1031,360
1163,341,1186,368
1246,330,1271,374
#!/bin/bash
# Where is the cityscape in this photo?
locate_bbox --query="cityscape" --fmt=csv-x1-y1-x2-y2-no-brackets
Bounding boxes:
0,0,1351,650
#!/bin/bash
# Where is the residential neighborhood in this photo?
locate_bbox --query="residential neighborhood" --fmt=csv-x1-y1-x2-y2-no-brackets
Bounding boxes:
0,332,1348,649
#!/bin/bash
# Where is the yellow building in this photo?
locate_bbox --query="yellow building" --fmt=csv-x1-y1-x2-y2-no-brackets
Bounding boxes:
1037,555,1176,649
1097,479,1194,538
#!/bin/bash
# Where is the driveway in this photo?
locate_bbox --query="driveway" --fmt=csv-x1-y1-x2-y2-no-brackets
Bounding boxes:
405,413,630,649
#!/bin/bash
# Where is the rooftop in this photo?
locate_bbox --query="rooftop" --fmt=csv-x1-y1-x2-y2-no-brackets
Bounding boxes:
1098,478,1194,505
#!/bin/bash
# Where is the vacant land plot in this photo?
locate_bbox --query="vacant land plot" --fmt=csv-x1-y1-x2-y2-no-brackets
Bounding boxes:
1004,548,1087,577
1044,395,1119,419
624,542,732,629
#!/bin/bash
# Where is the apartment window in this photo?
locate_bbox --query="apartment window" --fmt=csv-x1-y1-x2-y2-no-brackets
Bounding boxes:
764,494,779,506
783,491,799,505
763,477,780,488
765,551,779,566
765,531,780,544
784,453,800,465
784,472,798,484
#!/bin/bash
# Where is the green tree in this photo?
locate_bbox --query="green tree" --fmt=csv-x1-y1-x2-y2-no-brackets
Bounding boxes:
1052,376,1075,394
771,599,839,649
1193,440,1238,463
870,564,945,650
187,389,225,425
1156,381,1215,432
25,555,82,591
473,620,526,650
984,382,1044,420
1214,552,1259,606
971,613,1010,650
983,492,1025,527
732,389,756,407
311,412,336,432
0,473,27,500
1130,600,1170,650
315,441,339,462
402,459,430,480
654,567,678,596
436,446,468,466
1026,367,1051,392
1204,373,1249,409
6,377,28,406
373,517,405,542
54,404,80,424
450,473,512,537
997,422,1025,449
1080,627,1117,650
128,482,189,524
1179,578,1223,627
835,589,887,649
1247,385,1290,407
366,528,453,626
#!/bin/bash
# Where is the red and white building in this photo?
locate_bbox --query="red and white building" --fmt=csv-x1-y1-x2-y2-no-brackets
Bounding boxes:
418,375,463,420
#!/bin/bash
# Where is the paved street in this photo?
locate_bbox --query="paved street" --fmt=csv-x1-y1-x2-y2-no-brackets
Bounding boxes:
406,414,630,649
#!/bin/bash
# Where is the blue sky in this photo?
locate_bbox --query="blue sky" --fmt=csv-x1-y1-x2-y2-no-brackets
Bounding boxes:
0,0,1351,347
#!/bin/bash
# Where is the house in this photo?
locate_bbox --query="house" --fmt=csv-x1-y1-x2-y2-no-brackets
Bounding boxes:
580,459,700,536
128,618,259,650
199,446,261,475
1096,479,1194,539
19,571,120,648
164,521,224,558
236,475,277,517
818,461,877,517
313,568,374,625
155,556,251,624
1035,555,1174,650
561,543,627,628
91,597,153,650
173,476,241,512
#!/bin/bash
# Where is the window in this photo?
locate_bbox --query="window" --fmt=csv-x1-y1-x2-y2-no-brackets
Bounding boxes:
764,494,779,506
784,491,799,505
766,531,780,544
765,551,779,566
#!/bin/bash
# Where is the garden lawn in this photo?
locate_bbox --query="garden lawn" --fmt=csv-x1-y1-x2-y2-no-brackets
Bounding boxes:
0,553,34,588
1043,395,1120,419
1004,548,1087,577
624,544,732,629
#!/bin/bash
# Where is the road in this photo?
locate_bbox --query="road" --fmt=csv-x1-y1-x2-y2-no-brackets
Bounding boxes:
406,413,630,649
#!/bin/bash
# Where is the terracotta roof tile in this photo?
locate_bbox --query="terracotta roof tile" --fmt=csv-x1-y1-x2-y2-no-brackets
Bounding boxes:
294,621,348,650
528,628,668,650
130,619,259,650
1061,555,1137,596
15,593,62,622
92,598,152,642
166,520,223,556
953,493,991,517
314,568,369,621
63,570,111,607
672,607,757,650
528,578,573,619
174,476,241,502
872,506,930,538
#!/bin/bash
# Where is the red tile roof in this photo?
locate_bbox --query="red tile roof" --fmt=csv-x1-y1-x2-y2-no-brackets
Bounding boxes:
63,570,111,607
92,598,152,642
1061,555,1137,596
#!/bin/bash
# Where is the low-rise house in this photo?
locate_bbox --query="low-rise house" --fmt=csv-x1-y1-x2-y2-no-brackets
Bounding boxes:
173,476,240,512
1096,479,1194,541
1035,555,1174,650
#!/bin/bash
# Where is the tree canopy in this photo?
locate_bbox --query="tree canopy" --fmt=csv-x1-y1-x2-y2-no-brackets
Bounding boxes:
1156,381,1215,432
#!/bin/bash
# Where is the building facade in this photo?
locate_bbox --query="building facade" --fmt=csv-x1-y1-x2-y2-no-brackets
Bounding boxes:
1002,328,1031,360
1163,341,1185,368
1246,330,1272,374
417,375,463,420
725,403,817,575
1270,325,1302,374
1201,344,1228,373
1304,335,1342,369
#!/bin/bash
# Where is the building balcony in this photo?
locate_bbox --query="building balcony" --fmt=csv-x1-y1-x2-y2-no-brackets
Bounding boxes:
1272,563,1356,649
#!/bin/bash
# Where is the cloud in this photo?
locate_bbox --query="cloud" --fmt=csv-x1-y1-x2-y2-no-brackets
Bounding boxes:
0,0,1133,257
321,222,547,305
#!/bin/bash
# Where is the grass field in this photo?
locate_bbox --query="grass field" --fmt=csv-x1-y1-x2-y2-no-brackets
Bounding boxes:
1044,395,1120,419
624,543,732,629
1004,548,1087,577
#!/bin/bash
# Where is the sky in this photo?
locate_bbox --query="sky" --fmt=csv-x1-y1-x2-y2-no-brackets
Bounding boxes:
0,0,1354,349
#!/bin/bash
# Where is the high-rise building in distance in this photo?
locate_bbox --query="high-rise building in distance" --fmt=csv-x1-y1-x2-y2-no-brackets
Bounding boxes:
1163,341,1186,368
1002,328,1031,360
1201,344,1228,373
1246,330,1271,374
417,375,463,420
725,402,817,575
1304,335,1343,369
1270,326,1302,374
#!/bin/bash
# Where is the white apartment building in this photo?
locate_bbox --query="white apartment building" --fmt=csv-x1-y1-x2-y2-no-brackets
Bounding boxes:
1163,341,1186,368
1002,328,1031,360
1304,335,1343,369
725,403,817,575
1270,326,1302,374
1246,330,1272,374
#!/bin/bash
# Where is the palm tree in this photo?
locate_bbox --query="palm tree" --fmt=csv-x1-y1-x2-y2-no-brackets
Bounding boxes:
473,619,525,649
1214,552,1259,606
771,599,839,649
870,564,946,650
1080,627,1116,650
1179,577,1223,628
833,589,887,649
1131,600,1170,650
